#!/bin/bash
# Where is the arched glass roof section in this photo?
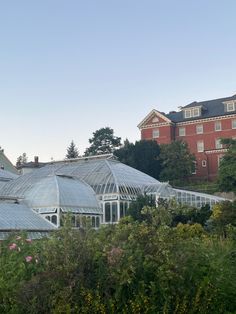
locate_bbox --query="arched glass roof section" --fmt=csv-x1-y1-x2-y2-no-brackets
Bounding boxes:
0,173,101,214
41,158,162,195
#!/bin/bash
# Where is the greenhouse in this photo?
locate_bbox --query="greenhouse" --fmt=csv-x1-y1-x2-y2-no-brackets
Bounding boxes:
0,155,226,228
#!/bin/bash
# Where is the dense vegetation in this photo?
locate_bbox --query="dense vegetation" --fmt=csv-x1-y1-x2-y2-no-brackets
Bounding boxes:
0,200,236,313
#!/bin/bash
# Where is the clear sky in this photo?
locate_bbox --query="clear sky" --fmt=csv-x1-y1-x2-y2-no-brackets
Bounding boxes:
1,0,236,164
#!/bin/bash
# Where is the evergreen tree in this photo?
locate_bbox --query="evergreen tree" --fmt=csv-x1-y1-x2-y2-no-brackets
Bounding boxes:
159,140,195,183
84,127,121,156
16,153,28,168
115,139,161,180
66,141,79,159
218,138,236,193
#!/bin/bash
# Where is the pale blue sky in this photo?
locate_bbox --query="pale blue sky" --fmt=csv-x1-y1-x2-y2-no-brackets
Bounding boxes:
0,0,236,163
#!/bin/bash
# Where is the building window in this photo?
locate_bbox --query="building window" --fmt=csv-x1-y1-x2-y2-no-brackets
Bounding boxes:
226,102,235,112
51,215,57,225
202,160,207,167
184,107,201,119
215,138,223,149
105,202,111,222
193,108,200,117
215,121,221,131
196,124,203,134
232,119,236,129
218,155,224,167
197,140,204,152
112,202,118,222
179,127,186,136
152,129,159,138
192,161,197,174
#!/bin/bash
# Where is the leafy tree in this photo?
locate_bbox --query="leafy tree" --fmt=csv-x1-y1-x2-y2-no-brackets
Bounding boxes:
84,127,121,156
159,140,195,183
66,140,79,159
218,138,236,193
16,153,28,168
115,139,161,179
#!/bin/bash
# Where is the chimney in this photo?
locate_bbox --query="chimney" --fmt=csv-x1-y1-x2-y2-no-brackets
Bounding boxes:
34,156,39,166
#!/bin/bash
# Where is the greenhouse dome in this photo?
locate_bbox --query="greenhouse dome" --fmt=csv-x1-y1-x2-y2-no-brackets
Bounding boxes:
0,172,102,228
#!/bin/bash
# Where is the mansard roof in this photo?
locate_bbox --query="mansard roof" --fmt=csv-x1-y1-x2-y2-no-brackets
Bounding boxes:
140,94,236,126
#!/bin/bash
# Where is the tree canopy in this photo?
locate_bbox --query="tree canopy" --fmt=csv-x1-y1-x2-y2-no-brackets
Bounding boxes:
16,153,28,168
218,138,236,193
84,127,121,156
159,141,195,183
66,140,79,159
114,139,161,180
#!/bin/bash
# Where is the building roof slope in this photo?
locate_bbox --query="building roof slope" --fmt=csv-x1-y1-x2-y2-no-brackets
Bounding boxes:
0,203,56,231
166,95,236,122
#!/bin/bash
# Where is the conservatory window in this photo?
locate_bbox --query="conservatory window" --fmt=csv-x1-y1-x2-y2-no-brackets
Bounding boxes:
92,216,96,228
105,202,111,222
96,217,100,228
51,215,57,225
120,202,124,218
112,202,118,222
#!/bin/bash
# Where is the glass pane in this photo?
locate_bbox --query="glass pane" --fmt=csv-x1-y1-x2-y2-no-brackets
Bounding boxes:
51,215,57,225
105,202,111,222
112,202,118,222
96,217,100,228
92,216,95,227
120,202,124,218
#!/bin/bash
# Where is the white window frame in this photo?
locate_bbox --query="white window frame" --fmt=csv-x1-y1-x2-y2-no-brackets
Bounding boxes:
232,119,236,129
152,129,159,138
226,102,235,112
215,138,223,149
192,161,197,174
179,127,186,136
202,160,207,167
197,140,204,152
193,108,200,117
215,121,221,131
196,124,203,134
184,109,191,118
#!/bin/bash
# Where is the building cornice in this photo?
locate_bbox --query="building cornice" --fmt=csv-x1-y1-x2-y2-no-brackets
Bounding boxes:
205,148,228,154
176,113,236,126
140,122,174,130
138,109,172,129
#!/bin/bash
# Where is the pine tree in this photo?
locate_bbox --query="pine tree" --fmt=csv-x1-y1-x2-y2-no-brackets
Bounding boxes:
66,141,79,159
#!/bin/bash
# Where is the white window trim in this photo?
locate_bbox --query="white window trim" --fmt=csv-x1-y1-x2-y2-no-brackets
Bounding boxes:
152,129,159,138
232,119,236,129
179,127,186,136
215,139,223,149
184,109,191,118
196,124,203,134
215,121,221,131
226,102,235,112
192,161,197,174
197,140,204,152
202,160,207,167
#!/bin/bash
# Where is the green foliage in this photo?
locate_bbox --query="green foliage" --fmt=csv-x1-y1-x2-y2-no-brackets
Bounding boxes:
66,140,79,159
159,141,195,183
208,200,236,236
218,139,236,193
0,205,236,313
84,127,121,156
115,139,161,180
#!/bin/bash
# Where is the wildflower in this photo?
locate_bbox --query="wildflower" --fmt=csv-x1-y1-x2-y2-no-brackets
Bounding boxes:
25,238,32,243
18,247,21,252
25,256,33,263
16,236,21,240
9,243,17,250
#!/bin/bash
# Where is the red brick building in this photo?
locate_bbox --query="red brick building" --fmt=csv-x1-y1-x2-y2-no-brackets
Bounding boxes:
138,94,236,180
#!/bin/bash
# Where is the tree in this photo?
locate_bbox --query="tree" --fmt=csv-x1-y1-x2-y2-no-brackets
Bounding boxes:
218,139,236,193
114,140,161,180
66,141,79,159
84,127,121,156
159,141,195,183
16,153,28,168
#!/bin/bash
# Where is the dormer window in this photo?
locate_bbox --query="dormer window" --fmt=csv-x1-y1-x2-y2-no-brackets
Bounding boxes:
226,102,235,112
184,107,201,119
